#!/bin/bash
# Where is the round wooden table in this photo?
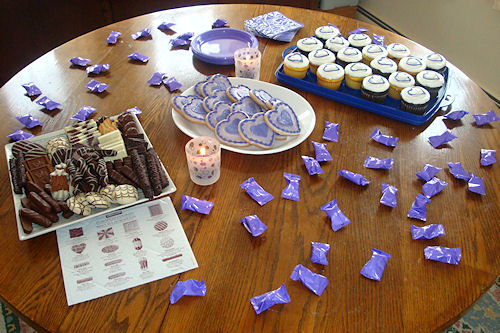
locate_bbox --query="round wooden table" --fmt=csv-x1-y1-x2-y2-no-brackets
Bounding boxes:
0,4,498,332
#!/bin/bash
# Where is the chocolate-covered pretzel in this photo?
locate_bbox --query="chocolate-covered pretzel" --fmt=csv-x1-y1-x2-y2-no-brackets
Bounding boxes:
109,169,135,186
59,202,74,219
37,187,62,213
25,181,44,195
27,191,52,214
119,165,139,187
20,214,34,234
149,148,169,189
21,197,59,223
19,208,52,228
130,149,153,198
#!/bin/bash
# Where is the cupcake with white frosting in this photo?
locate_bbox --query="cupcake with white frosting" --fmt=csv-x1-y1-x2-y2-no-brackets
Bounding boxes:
361,75,390,104
348,33,372,51
370,56,397,78
308,49,336,74
315,25,341,44
316,63,345,90
426,53,447,74
296,37,323,57
388,71,415,99
416,70,445,98
387,43,411,61
362,44,388,65
345,62,373,90
398,56,427,77
400,86,430,114
283,52,309,79
336,47,362,67
325,36,349,54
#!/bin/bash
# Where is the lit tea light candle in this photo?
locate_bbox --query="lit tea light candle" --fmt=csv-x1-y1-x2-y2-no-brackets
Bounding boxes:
234,47,261,80
185,136,221,186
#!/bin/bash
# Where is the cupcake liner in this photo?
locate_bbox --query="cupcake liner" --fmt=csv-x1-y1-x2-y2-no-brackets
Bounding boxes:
401,100,429,115
426,66,446,75
416,83,440,99
361,86,388,104
336,59,352,68
372,68,393,79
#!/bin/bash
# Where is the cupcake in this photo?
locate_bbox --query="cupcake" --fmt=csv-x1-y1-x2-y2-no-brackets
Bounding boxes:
336,47,362,67
370,56,397,78
398,56,426,77
344,62,373,90
308,49,336,74
416,70,445,98
315,25,341,44
316,63,345,90
400,86,430,114
388,71,415,99
325,36,349,55
361,75,390,104
283,52,309,79
426,53,447,74
362,44,388,65
296,37,323,57
387,43,411,61
348,33,372,51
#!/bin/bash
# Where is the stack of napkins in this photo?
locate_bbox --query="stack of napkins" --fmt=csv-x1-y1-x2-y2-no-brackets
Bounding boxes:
244,11,303,42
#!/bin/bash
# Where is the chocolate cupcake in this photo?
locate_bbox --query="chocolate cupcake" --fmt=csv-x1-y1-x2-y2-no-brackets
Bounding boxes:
336,47,362,68
370,56,397,78
296,37,323,57
348,33,372,51
325,36,349,55
426,53,447,75
315,25,341,44
416,70,445,99
360,75,390,104
400,86,430,114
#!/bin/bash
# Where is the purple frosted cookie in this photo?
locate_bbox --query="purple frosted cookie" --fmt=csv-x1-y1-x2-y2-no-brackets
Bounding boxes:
227,84,251,102
266,97,284,109
215,111,249,147
205,102,231,131
252,112,286,140
209,74,232,91
264,102,301,136
238,113,275,149
172,95,202,114
249,89,274,110
203,90,233,113
182,98,208,124
231,96,263,117
194,80,208,97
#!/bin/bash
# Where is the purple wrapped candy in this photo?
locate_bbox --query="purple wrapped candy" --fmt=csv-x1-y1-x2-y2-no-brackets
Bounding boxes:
321,199,350,232
21,82,42,97
363,156,394,169
240,177,274,206
422,177,448,198
212,19,228,28
131,28,151,40
158,22,175,31
370,128,398,147
302,156,324,175
148,72,166,85
177,32,194,40
106,31,121,44
428,129,457,148
86,64,110,75
250,284,290,315
241,215,267,237
164,77,182,92
290,264,329,296
350,27,368,34
312,141,332,162
443,110,468,120
86,79,108,93
170,279,207,304
468,173,486,195
170,38,190,47
311,242,330,265
380,182,398,208
72,106,96,121
181,194,214,214
411,224,445,240
128,52,150,63
480,149,496,166
338,169,370,186
8,129,34,141
126,106,142,115
372,33,384,46
407,193,431,221
447,162,470,181
70,56,91,66
281,172,300,201
36,96,60,110
416,164,441,182
360,248,391,281
424,246,461,265
16,114,42,128
473,110,500,126
323,121,339,142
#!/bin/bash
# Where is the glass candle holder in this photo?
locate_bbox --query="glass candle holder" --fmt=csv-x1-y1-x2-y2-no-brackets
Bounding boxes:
185,136,221,186
234,47,261,80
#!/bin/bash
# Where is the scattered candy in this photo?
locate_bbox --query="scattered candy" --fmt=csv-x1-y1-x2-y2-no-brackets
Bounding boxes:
158,22,175,31
212,18,228,28
428,129,457,148
126,106,142,115
363,156,393,169
411,224,445,240
70,56,90,66
424,246,461,265
311,242,330,265
416,164,441,182
164,77,182,91
407,194,431,221
240,177,274,206
36,96,60,110
443,110,468,120
170,279,207,304
447,162,470,181
128,52,150,63
281,172,300,201
467,173,486,195
350,27,368,34
21,82,42,96
473,110,499,126
250,284,290,315
106,31,121,44
321,199,350,231
8,129,35,141
360,248,391,281
181,195,214,214
290,264,329,296
480,149,496,166
338,169,370,186
170,32,194,46
132,28,151,40
86,64,109,75
370,128,398,147
372,33,384,46
323,121,339,142
148,72,166,85
71,106,96,121
312,141,332,162
241,215,267,237
380,182,398,207
422,177,448,198
177,32,194,40
86,79,108,93
302,156,324,175
16,114,42,128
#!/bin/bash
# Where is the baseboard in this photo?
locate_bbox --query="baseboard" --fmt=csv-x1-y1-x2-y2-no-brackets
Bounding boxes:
323,6,358,19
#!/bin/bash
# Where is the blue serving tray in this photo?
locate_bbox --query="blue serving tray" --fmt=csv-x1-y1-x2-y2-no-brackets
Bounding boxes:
275,46,452,125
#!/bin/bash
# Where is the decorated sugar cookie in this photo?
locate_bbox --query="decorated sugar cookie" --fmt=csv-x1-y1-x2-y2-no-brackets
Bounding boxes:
182,98,208,124
249,89,274,110
264,102,301,136
227,84,251,102
173,95,201,114
231,96,263,117
203,90,232,113
205,102,231,131
215,111,249,147
238,113,275,149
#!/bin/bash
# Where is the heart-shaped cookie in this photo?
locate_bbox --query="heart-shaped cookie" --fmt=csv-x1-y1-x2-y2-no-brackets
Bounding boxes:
252,112,286,140
206,102,231,131
249,89,273,109
172,95,201,114
238,113,275,149
227,84,251,102
203,90,232,113
264,102,301,136
209,74,232,91
182,98,207,124
72,243,86,254
266,97,284,109
231,96,263,117
215,111,249,147
194,79,208,97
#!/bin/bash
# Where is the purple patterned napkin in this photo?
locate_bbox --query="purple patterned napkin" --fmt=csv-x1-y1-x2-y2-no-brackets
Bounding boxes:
338,169,370,186
250,284,290,315
148,72,166,85
443,110,468,120
290,264,329,296
181,195,214,214
360,248,391,281
72,106,96,121
428,129,457,148
363,156,393,169
281,172,300,201
86,79,108,93
416,164,441,182
244,11,304,42
126,106,142,115
370,128,398,147
447,162,470,181
36,96,60,110
302,156,324,175
424,246,461,265
467,173,486,195
212,19,228,28
128,52,150,63
22,82,42,97
240,177,274,206
422,177,448,198
407,194,431,221
473,110,499,126
158,22,175,31
380,182,398,207
164,77,182,91
311,242,330,265
373,34,385,46
131,28,151,40
106,31,121,44
170,279,206,304
411,224,445,240
241,215,267,237
321,199,350,232
8,129,34,141
70,57,91,66
16,114,42,128
323,121,339,142
86,64,109,75
480,149,496,166
312,141,332,162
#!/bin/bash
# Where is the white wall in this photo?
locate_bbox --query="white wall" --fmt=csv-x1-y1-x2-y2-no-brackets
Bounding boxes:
357,0,500,100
